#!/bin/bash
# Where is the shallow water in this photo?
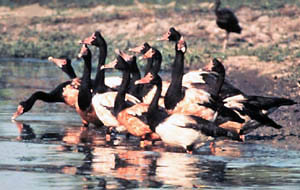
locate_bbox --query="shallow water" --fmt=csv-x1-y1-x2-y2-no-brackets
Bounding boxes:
1,59,300,190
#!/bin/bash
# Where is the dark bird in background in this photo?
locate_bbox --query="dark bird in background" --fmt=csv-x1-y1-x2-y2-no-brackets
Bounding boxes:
214,0,242,51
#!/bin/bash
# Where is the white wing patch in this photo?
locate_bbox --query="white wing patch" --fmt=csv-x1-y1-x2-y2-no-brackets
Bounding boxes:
182,70,209,86
125,103,148,116
92,92,140,108
224,94,246,103
142,85,166,108
184,88,212,104
224,94,246,111
92,92,140,127
125,94,141,104
162,114,197,127
155,114,205,149
143,86,157,105
93,92,116,108
161,81,169,97
104,76,122,89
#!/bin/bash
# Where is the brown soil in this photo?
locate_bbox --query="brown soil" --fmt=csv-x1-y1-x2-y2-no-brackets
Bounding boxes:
1,3,300,149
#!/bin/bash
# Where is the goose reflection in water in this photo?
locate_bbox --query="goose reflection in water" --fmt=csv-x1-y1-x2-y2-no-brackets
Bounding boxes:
59,135,164,189
13,120,36,141
12,120,245,189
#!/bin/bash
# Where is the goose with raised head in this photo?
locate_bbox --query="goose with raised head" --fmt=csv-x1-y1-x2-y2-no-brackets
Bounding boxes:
92,50,140,132
159,27,241,122
214,0,242,51
116,51,143,101
48,57,77,80
185,59,295,134
182,58,296,122
135,71,242,153
102,57,163,147
204,59,288,135
129,42,152,75
48,57,82,108
76,44,104,127
79,32,137,130
130,44,169,105
159,27,294,134
80,31,122,91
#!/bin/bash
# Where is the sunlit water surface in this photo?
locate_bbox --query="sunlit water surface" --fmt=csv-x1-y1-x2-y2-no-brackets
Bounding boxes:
1,59,300,189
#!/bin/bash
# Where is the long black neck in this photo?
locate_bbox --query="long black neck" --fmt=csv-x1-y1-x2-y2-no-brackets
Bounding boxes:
144,58,153,76
141,50,163,100
114,69,131,115
147,76,168,132
94,38,108,93
216,72,225,96
147,77,162,129
64,65,77,79
78,53,92,111
215,0,221,13
82,55,92,86
152,50,162,75
23,91,63,112
128,62,142,99
148,79,162,115
164,43,184,110
20,81,69,112
213,72,225,97
141,57,154,99
130,61,141,84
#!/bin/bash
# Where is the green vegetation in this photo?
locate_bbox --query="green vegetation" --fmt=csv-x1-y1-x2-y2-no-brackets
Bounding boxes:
0,28,79,59
229,45,290,63
0,0,299,70
0,28,297,70
0,0,133,9
1,0,300,10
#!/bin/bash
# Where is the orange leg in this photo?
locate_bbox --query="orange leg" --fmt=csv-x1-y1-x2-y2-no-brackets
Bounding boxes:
240,134,245,142
105,127,114,142
105,134,111,142
140,140,145,148
223,32,229,52
210,141,216,155
140,135,154,148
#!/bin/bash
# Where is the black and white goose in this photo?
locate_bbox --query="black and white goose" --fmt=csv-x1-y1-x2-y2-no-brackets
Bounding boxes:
159,27,242,123
135,71,242,153
214,0,242,51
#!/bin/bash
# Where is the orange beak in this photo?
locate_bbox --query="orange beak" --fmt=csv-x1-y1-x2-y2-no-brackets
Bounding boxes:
48,57,67,68
11,105,24,120
101,59,117,70
135,73,152,84
128,45,145,53
203,61,213,71
119,50,133,62
77,44,88,58
80,33,96,45
143,48,155,59
157,31,170,41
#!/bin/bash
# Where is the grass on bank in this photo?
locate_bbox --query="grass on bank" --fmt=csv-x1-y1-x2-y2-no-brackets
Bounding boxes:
0,29,79,59
1,0,300,10
0,0,299,71
0,27,299,71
